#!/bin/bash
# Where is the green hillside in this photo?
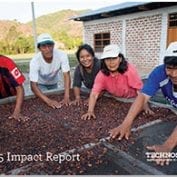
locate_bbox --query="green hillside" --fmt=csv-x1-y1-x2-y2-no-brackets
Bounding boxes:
29,9,88,37
0,9,89,54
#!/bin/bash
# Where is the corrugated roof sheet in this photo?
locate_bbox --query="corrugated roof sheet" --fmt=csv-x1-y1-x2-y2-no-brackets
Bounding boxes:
71,2,146,20
71,2,177,21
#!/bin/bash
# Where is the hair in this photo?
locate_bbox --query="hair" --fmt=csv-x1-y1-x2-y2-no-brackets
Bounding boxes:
164,56,177,66
76,44,95,63
101,53,128,76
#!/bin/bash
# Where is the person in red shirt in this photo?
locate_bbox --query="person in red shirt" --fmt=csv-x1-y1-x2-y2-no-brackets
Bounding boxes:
0,55,28,121
81,44,152,120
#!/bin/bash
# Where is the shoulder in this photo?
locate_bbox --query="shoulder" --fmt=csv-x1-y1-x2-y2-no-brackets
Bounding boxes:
31,52,47,69
152,64,165,73
145,64,167,86
94,58,101,67
149,64,166,78
124,63,139,76
54,48,67,57
0,55,17,70
0,56,25,81
127,63,138,71
96,70,106,79
30,52,41,64
74,65,81,73
53,49,69,63
94,57,99,63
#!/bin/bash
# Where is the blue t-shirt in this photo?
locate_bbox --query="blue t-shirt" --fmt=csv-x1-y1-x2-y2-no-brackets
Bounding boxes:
142,64,177,108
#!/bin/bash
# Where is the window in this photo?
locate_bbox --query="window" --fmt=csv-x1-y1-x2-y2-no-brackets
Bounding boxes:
94,32,110,52
169,13,177,27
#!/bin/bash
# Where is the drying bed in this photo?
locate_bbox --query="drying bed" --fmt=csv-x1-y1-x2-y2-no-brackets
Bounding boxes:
0,90,176,174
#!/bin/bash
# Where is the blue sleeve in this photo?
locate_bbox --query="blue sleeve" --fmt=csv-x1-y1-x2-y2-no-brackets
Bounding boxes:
141,67,162,96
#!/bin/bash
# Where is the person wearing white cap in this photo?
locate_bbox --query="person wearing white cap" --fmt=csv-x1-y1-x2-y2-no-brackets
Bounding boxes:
29,33,71,108
81,44,151,120
110,42,177,166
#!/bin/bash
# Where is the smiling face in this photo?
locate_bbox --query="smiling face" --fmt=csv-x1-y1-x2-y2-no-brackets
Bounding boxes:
165,65,177,85
104,57,121,73
39,43,54,62
79,49,94,69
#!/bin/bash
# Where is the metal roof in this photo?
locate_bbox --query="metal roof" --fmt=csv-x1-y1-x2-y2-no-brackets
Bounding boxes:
72,2,177,21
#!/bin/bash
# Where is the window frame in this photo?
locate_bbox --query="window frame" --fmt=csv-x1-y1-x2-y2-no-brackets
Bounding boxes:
168,12,177,28
94,32,110,52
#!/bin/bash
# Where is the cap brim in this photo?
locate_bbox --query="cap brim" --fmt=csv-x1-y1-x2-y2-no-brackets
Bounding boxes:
100,54,118,60
38,40,54,46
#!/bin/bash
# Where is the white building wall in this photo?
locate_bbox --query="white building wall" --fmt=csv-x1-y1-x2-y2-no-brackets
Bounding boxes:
82,5,177,73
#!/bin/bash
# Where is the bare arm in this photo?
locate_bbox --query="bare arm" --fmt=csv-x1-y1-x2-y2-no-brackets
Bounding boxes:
73,87,81,105
164,125,177,151
147,125,177,153
146,125,177,166
31,81,49,103
109,92,150,139
9,85,29,121
74,87,81,99
30,81,61,109
123,93,150,124
12,85,24,117
81,91,99,120
62,71,71,106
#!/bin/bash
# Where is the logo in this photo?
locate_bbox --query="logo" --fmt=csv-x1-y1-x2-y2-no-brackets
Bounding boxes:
11,67,21,79
145,152,177,162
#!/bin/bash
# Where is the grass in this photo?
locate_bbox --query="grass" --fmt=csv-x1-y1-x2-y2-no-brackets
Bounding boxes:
8,52,78,73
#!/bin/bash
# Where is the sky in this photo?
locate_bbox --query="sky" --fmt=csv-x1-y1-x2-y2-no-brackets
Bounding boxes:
0,0,131,23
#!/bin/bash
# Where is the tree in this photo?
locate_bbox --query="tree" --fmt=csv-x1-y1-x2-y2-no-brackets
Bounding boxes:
14,36,34,54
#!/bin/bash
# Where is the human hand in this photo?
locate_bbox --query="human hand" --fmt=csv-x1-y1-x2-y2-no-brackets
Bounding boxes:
9,113,30,122
143,103,155,115
109,121,132,140
46,98,62,109
83,98,89,106
71,97,82,106
60,96,71,107
81,112,96,120
146,144,172,166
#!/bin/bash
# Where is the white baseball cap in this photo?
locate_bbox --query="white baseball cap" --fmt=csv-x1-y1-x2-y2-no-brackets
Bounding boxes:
37,33,54,47
101,44,121,59
165,42,177,57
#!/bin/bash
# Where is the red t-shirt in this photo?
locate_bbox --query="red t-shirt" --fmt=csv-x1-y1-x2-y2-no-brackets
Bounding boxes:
0,55,25,98
92,63,143,98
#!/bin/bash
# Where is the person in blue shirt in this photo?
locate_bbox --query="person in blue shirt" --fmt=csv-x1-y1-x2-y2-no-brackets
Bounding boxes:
109,42,177,166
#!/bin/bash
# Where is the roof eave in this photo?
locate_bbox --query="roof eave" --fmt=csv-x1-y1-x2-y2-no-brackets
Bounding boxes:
72,2,177,22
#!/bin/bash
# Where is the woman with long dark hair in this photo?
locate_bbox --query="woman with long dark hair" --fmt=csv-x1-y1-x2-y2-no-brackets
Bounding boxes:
72,44,100,105
81,44,151,120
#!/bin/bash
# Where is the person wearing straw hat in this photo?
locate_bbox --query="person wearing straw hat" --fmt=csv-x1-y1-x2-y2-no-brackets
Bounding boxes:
29,33,71,109
0,55,29,121
110,42,177,166
81,44,152,120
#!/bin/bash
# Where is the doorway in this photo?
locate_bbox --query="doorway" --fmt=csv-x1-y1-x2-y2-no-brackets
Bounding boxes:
167,12,177,46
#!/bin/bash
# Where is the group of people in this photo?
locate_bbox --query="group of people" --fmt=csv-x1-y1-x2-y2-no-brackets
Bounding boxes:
1,33,177,166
